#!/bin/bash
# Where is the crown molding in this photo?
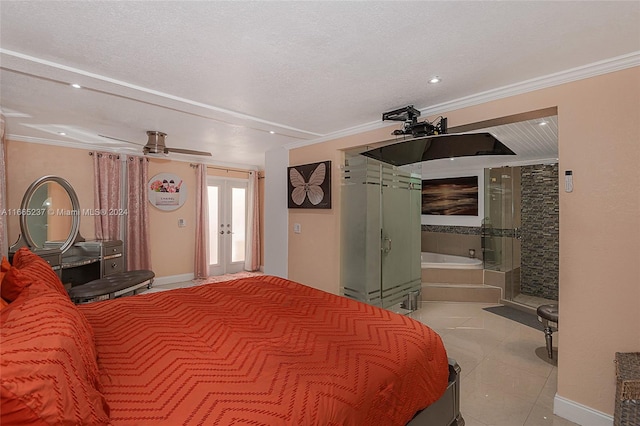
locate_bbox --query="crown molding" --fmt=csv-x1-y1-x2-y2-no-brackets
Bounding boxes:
286,51,640,150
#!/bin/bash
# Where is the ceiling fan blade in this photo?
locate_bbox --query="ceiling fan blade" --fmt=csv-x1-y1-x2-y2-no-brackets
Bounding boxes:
166,147,212,156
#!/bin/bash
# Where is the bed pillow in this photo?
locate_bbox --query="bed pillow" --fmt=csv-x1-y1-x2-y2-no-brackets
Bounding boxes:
0,256,10,306
1,248,67,302
0,285,110,425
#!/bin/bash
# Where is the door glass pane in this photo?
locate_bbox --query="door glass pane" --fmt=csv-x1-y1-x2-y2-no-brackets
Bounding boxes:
207,186,219,265
231,187,246,263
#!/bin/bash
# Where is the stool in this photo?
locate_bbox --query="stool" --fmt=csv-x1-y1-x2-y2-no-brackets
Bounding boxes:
536,304,558,359
68,270,155,304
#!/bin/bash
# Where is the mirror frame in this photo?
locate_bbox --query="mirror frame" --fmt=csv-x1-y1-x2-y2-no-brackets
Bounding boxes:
18,175,82,254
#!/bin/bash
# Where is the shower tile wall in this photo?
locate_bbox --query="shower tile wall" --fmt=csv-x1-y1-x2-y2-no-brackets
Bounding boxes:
520,164,559,300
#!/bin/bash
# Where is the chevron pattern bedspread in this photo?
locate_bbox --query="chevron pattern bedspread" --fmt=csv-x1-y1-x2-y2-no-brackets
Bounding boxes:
79,275,449,425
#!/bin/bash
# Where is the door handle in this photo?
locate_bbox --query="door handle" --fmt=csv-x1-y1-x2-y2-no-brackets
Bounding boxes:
382,236,392,253
219,230,224,235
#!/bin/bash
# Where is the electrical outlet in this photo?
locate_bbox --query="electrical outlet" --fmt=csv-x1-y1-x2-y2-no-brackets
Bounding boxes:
178,218,186,227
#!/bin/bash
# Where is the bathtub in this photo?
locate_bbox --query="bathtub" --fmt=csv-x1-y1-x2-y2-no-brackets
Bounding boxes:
421,252,483,270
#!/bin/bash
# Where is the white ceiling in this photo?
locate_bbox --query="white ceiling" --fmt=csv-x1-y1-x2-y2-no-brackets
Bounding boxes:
1,1,639,169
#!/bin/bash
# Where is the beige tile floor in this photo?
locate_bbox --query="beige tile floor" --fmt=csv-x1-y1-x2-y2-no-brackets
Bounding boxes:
410,301,578,426
145,281,577,425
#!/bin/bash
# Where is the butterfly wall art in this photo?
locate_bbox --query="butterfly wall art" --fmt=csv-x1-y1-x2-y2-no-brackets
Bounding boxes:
287,161,331,209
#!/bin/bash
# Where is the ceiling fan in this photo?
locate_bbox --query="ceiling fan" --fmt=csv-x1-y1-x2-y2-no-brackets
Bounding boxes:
100,131,212,157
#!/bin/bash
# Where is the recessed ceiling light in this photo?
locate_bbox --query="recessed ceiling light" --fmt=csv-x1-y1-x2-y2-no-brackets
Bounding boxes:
58,132,66,136
71,83,82,89
449,158,454,161
269,131,275,134
428,76,441,84
538,121,548,126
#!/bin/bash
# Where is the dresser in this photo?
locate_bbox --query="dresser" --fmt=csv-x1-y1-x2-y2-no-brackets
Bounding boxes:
59,240,124,288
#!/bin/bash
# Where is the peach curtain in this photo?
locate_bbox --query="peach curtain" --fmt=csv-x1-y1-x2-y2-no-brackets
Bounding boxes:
93,152,121,241
0,111,7,257
126,156,151,270
244,171,260,271
194,164,209,278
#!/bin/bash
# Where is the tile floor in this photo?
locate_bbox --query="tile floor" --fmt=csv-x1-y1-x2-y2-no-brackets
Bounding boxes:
410,301,578,426
145,280,577,426
512,293,557,310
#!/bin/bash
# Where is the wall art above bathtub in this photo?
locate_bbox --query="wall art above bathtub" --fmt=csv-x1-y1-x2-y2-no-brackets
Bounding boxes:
421,176,478,216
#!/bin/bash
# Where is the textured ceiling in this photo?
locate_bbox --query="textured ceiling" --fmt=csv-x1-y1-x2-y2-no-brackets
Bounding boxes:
1,1,639,168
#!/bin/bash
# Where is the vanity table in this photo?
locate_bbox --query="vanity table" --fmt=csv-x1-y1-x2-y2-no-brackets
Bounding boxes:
58,240,123,288
9,175,125,288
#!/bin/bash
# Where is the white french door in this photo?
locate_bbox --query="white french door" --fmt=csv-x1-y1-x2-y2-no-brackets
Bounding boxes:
207,178,247,276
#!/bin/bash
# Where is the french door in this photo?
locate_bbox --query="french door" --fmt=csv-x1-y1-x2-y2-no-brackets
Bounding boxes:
207,178,247,276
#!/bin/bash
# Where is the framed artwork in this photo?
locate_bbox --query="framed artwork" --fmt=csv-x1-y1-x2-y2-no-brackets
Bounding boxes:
421,176,478,216
287,161,331,209
148,173,187,211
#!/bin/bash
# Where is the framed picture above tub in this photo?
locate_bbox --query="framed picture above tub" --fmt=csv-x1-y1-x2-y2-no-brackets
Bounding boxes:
421,176,478,216
148,173,187,211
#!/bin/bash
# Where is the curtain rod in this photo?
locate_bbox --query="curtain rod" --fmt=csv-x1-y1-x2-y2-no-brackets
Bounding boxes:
190,163,264,178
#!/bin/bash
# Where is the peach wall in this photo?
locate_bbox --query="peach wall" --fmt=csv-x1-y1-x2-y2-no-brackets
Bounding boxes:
5,143,264,278
6,141,96,245
289,67,640,417
147,158,196,277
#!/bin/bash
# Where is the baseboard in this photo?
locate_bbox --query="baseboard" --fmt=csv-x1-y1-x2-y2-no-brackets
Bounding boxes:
554,394,613,426
152,273,194,286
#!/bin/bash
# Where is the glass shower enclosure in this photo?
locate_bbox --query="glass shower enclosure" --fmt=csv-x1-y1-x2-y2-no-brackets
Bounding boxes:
483,164,559,309
340,154,422,309
483,167,522,303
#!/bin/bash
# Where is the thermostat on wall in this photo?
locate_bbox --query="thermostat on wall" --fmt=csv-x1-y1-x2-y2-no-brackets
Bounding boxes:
565,170,573,193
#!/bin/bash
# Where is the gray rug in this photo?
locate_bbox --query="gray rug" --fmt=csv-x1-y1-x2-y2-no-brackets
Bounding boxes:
483,305,543,330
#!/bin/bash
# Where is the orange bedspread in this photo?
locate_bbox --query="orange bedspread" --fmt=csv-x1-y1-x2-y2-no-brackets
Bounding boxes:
79,275,449,425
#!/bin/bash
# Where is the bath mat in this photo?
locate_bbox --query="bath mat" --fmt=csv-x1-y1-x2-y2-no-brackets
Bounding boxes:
483,305,543,330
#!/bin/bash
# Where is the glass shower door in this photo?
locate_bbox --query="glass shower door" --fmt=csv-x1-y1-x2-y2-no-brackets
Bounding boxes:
380,165,421,306
483,167,521,302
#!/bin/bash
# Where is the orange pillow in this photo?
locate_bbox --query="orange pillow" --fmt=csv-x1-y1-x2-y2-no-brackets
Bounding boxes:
0,286,110,424
1,248,67,302
0,256,10,306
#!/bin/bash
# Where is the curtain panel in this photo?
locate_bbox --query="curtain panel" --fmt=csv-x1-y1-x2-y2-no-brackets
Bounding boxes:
126,156,151,270
0,112,7,257
194,164,209,279
244,171,260,271
93,152,122,241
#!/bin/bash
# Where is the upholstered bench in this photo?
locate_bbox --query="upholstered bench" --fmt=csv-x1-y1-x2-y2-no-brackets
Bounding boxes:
536,304,559,359
68,270,155,304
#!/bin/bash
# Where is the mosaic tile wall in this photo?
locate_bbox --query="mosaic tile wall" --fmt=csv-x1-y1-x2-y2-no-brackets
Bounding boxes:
520,164,559,300
421,225,481,235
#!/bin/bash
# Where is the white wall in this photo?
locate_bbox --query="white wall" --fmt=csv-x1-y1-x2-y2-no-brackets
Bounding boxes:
263,147,288,277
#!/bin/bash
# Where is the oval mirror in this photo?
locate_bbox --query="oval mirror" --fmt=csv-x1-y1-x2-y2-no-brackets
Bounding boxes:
19,176,81,254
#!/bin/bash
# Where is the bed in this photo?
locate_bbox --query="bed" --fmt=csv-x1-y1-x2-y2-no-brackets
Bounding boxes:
1,248,463,425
